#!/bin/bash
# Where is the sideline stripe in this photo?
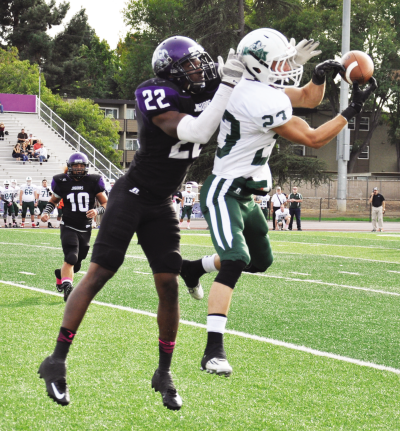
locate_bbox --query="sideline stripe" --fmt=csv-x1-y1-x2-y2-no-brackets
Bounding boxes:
2,279,400,375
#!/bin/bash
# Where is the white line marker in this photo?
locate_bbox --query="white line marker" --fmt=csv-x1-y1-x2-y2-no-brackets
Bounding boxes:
18,272,35,275
388,270,400,274
289,272,310,276
2,279,400,375
339,271,361,276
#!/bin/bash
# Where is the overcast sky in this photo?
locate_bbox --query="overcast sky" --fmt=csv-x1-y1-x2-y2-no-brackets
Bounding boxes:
48,0,130,49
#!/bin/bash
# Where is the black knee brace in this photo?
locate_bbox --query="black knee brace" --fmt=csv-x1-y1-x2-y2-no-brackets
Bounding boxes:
63,244,79,266
214,260,247,289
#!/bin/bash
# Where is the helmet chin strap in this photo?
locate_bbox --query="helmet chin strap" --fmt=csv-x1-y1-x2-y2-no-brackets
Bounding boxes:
244,67,259,82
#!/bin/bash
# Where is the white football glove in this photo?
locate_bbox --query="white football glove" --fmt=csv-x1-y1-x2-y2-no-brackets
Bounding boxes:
290,38,322,65
218,48,245,86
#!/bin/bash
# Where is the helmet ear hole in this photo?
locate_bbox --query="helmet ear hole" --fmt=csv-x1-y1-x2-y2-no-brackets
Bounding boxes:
253,67,261,74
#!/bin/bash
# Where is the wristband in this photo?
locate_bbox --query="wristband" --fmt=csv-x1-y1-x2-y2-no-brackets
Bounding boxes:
96,206,105,215
43,202,55,214
340,105,358,122
312,71,325,86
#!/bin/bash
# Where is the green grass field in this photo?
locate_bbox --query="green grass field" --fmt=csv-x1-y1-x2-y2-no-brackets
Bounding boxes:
1,228,400,430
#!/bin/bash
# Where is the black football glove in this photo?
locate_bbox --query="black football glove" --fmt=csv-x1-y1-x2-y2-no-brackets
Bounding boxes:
312,60,345,85
341,77,378,121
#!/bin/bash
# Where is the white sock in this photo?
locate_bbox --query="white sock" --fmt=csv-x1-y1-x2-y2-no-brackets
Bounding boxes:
202,254,217,273
207,315,227,334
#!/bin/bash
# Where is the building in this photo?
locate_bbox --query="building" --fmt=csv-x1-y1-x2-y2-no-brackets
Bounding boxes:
292,108,398,174
94,98,139,170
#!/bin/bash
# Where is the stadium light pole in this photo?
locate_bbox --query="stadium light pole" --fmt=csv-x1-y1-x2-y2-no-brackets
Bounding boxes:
336,0,351,212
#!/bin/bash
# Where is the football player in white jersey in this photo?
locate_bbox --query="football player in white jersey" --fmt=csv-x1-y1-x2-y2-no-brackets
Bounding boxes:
180,28,377,376
254,194,270,221
179,183,197,229
1,180,17,228
36,179,53,228
11,179,20,226
19,176,38,228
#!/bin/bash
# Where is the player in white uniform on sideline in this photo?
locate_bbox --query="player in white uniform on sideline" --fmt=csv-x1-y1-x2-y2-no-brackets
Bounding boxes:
1,180,17,228
275,204,291,230
36,179,53,228
180,28,377,377
179,183,197,229
255,194,270,221
19,176,38,228
11,179,20,227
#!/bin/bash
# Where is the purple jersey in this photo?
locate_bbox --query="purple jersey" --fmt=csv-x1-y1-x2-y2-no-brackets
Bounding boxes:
51,173,105,231
127,76,220,201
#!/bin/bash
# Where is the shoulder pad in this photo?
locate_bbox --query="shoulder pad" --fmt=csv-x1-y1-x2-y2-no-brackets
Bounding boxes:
53,173,70,183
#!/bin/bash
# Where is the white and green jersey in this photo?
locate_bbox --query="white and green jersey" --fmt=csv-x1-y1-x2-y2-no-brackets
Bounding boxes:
0,187,14,203
213,78,292,188
38,186,52,202
20,183,37,202
259,195,270,209
182,191,196,207
12,186,20,202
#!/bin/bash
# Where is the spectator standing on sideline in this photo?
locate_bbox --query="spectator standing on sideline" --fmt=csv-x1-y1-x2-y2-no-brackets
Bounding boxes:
288,186,303,231
19,176,38,228
37,36,245,411
0,100,3,114
34,142,48,164
17,129,28,145
270,186,286,230
36,179,53,228
180,183,197,229
275,204,291,230
0,122,5,140
369,187,385,232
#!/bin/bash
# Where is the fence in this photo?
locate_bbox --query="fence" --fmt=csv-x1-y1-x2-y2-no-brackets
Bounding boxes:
37,99,124,180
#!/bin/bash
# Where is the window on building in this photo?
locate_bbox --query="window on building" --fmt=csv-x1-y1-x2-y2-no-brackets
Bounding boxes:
100,107,118,119
350,145,369,159
127,109,136,119
292,144,305,156
348,117,369,131
126,139,139,151
112,142,119,150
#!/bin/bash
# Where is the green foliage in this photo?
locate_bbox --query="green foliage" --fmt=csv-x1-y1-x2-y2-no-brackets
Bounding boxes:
269,142,331,187
0,0,69,63
54,98,121,164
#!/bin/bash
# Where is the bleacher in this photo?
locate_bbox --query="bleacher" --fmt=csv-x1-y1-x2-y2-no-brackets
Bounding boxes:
0,112,98,186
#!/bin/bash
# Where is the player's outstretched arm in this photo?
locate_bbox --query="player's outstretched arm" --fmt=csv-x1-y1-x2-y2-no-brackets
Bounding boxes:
152,49,245,143
286,60,345,108
276,77,377,148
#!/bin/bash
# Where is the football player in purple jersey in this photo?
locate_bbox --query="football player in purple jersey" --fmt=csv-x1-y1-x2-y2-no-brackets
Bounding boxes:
38,36,245,410
39,153,108,302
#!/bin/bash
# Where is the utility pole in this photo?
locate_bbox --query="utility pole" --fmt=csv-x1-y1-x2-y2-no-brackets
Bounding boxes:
336,0,351,212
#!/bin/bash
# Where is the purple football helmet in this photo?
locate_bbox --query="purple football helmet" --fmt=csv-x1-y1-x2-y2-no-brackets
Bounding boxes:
152,36,217,93
67,152,89,180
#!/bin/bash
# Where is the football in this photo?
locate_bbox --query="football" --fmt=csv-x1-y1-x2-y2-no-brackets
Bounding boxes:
339,51,374,85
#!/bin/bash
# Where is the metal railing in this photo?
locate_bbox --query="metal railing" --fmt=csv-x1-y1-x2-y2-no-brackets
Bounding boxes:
37,98,124,180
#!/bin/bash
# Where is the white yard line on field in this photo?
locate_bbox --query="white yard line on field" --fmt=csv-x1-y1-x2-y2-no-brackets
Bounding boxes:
2,279,400,376
18,272,35,275
339,271,361,276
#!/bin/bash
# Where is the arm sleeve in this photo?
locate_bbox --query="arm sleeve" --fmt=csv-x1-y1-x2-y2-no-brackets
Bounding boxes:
94,177,106,194
177,84,233,144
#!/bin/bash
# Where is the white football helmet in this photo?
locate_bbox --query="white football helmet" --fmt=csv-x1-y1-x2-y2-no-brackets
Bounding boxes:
237,28,303,88
11,179,17,187
26,176,32,185
3,180,10,188
110,179,115,185
185,184,192,192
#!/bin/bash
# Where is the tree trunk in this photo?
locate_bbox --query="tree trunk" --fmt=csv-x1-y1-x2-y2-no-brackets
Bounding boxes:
238,0,245,39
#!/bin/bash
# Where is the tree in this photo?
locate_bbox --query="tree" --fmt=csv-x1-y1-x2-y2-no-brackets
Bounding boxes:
267,0,400,173
43,9,94,97
0,0,69,63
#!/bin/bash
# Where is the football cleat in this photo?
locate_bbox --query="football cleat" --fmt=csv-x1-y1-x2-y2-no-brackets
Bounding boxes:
151,369,182,411
8,223,12,228
180,260,203,300
187,283,204,300
4,224,7,228
48,222,54,228
187,225,190,230
55,269,63,292
36,222,40,226
38,356,70,406
60,282,74,302
21,223,25,228
201,345,232,377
